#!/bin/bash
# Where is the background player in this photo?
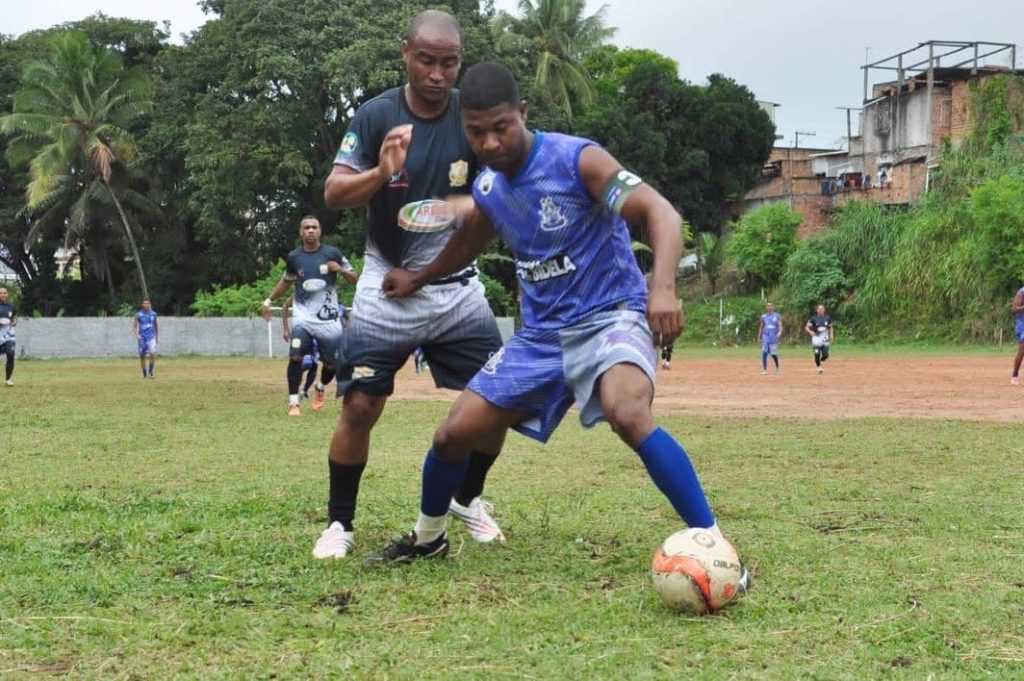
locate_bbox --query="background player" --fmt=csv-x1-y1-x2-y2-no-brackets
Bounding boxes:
261,216,357,416
283,300,336,402
805,304,834,374
316,11,508,559
757,302,783,374
370,62,747,587
132,299,158,378
1012,285,1024,385
0,287,17,386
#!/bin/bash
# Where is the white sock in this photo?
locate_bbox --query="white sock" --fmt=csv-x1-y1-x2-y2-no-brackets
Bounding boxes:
315,381,324,392
414,513,448,544
288,394,300,406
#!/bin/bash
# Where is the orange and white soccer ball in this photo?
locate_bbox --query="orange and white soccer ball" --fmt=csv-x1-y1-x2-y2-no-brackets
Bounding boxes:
651,528,743,614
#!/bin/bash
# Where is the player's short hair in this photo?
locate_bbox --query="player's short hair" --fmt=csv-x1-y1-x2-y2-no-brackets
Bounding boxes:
405,10,463,45
461,62,520,112
299,215,320,225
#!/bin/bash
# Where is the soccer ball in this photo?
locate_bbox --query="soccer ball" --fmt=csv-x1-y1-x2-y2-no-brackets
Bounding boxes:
651,528,743,614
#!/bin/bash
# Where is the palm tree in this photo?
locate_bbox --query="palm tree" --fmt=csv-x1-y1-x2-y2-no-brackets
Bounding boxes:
494,0,616,120
1,31,153,299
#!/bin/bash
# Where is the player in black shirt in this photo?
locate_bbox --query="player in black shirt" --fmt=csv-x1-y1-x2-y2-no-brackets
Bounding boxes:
262,216,357,415
805,304,834,374
316,10,507,559
0,287,16,386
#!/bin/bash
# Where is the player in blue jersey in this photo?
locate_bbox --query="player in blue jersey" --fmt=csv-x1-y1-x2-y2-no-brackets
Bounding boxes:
757,302,783,374
369,62,748,587
1011,286,1024,385
0,287,17,386
132,299,159,378
262,216,357,416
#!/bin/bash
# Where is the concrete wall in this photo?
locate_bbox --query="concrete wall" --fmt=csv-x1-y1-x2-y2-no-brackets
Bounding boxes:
12,316,516,359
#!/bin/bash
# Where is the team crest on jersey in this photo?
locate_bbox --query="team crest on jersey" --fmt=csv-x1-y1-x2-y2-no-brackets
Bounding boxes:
449,160,469,187
539,196,568,232
481,347,505,375
340,132,358,155
478,170,495,196
388,168,409,188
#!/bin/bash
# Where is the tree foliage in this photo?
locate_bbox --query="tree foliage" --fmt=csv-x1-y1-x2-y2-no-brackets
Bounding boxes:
726,202,800,287
575,47,775,232
494,0,614,121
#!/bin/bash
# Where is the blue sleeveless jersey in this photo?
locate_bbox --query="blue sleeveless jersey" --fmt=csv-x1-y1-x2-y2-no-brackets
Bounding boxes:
472,133,647,329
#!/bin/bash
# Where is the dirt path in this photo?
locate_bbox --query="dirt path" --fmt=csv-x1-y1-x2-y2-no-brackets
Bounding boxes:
391,354,1023,423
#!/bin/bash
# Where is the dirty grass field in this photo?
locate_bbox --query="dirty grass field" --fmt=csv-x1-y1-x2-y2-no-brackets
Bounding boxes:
3,352,1024,679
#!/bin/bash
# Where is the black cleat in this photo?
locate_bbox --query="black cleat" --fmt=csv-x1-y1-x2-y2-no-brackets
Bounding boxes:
366,532,449,565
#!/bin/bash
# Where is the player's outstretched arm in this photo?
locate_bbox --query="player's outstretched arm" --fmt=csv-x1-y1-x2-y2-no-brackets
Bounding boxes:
262,277,293,320
382,203,497,298
578,145,683,346
324,125,413,209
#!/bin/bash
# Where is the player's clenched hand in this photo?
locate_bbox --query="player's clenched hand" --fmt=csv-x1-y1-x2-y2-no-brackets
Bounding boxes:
647,288,683,348
382,267,420,298
378,124,413,180
260,303,273,322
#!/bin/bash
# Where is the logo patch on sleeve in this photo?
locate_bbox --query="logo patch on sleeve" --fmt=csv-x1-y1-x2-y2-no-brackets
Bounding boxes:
340,132,358,155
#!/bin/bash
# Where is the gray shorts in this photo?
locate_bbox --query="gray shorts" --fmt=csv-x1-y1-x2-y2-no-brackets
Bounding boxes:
290,321,343,363
468,309,658,443
336,276,502,396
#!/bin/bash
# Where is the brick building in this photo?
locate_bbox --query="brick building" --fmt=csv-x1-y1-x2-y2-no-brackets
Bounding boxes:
731,41,1019,236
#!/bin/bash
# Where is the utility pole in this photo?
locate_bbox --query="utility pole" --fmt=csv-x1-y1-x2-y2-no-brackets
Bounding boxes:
836,107,862,151
794,131,816,149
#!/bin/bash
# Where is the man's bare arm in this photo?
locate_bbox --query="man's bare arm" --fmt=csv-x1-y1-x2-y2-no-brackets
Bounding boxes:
578,145,683,345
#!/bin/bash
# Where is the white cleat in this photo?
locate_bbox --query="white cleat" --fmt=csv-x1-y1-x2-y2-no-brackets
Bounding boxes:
1012,376,1020,386
761,370,767,375
4,379,12,386
312,521,354,559
817,367,824,375
450,497,506,543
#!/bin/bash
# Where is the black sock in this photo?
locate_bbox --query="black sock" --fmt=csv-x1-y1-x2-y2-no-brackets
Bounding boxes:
287,360,304,394
320,365,336,387
454,451,498,506
328,460,366,530
5,353,13,380
772,354,779,368
303,369,317,393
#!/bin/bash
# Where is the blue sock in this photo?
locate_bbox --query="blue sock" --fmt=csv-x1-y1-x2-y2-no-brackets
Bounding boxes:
761,350,769,371
420,448,469,518
636,428,715,528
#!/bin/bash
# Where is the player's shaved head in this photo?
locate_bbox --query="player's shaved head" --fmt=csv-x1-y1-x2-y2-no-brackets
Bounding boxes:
405,9,463,45
461,62,520,112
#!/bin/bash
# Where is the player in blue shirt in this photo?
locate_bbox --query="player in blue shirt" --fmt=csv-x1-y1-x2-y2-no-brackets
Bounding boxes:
1011,286,1024,385
757,302,783,374
0,287,17,386
132,299,159,378
370,62,748,587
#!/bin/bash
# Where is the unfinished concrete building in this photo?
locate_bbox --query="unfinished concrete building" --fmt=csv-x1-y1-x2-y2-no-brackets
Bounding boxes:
732,41,1020,236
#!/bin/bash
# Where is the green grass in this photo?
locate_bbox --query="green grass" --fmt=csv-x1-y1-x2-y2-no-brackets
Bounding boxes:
3,357,1024,679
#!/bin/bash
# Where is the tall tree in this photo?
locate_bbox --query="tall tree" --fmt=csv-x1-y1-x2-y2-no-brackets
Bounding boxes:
577,47,775,232
494,0,615,120
0,31,154,299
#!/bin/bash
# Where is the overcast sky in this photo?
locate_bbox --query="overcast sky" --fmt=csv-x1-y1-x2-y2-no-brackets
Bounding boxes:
3,0,1022,148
